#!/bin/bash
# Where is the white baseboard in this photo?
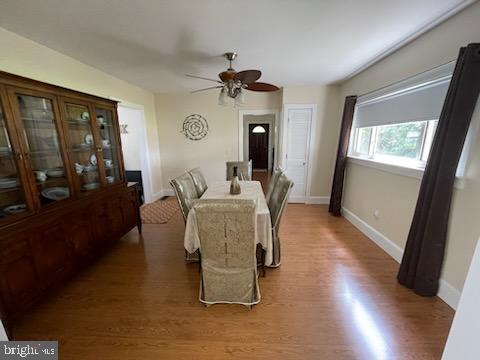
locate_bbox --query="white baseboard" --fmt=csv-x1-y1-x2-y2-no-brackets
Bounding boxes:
306,196,330,205
342,207,403,262
342,206,460,310
161,189,175,197
438,279,461,310
148,189,174,203
151,191,163,202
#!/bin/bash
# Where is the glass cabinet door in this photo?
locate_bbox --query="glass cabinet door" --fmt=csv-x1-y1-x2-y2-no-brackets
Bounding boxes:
12,92,72,207
95,107,123,185
0,97,31,219
62,101,102,194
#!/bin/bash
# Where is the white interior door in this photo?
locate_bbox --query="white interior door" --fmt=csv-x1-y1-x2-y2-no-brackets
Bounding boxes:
284,107,312,203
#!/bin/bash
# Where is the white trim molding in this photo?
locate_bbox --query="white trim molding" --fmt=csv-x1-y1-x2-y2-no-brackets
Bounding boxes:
342,206,461,309
306,196,330,205
237,109,280,168
117,103,154,203
160,189,175,198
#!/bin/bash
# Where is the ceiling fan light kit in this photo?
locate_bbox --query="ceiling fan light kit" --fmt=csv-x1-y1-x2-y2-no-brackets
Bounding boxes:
187,52,279,106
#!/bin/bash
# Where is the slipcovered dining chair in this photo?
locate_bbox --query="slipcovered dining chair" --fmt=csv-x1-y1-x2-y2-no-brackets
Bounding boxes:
194,199,260,308
188,167,208,197
170,172,200,262
265,167,284,203
226,160,252,181
267,174,294,267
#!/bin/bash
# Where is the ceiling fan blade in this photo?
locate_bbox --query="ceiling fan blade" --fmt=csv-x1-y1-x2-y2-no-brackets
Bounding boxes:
191,86,223,93
245,82,280,92
185,74,223,84
234,70,262,84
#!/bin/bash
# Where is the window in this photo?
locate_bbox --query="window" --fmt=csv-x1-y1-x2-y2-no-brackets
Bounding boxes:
348,66,453,172
350,120,438,169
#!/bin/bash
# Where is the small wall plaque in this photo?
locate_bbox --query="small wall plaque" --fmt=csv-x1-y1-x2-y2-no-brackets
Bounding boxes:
181,114,208,141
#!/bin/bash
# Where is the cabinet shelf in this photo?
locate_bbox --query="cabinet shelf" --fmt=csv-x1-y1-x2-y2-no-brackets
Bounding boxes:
0,186,20,194
21,116,55,123
71,145,94,152
0,151,13,158
68,119,90,126
36,178,67,187
30,148,61,156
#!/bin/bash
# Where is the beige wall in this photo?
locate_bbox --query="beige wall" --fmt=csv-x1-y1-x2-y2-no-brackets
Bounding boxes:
0,27,163,196
339,2,480,292
282,85,341,197
155,85,341,198
155,90,281,187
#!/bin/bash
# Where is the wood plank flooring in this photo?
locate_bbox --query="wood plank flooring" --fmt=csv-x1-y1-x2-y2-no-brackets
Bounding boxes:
11,204,454,359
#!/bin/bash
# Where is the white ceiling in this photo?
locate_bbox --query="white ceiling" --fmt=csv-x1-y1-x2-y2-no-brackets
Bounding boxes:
0,0,473,93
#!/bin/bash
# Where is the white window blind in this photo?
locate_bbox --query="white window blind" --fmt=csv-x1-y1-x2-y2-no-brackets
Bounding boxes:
354,77,451,128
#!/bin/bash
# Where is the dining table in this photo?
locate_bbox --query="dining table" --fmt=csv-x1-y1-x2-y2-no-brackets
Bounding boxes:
184,180,274,266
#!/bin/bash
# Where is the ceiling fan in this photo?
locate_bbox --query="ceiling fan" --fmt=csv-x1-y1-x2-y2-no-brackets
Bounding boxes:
186,52,280,105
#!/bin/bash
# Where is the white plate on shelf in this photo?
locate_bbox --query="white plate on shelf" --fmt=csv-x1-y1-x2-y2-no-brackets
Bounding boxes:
96,116,106,126
46,168,65,177
84,164,97,172
41,187,70,201
0,178,19,189
80,111,90,120
84,134,94,145
106,176,115,184
3,203,27,215
90,154,97,166
83,182,100,191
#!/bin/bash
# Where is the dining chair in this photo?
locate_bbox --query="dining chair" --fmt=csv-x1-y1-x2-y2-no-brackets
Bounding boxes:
226,160,252,181
265,167,284,203
267,173,294,267
194,198,260,308
170,172,200,262
188,167,208,197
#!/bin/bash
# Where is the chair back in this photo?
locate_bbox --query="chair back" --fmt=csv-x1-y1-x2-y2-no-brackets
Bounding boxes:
226,160,252,181
188,167,208,197
267,174,294,266
170,172,199,222
194,199,260,305
265,167,284,203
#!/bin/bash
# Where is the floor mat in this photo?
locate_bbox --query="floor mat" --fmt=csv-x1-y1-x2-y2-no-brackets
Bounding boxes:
140,197,179,224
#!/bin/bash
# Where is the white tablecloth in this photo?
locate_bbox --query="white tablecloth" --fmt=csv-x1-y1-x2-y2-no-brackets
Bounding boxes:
184,181,273,266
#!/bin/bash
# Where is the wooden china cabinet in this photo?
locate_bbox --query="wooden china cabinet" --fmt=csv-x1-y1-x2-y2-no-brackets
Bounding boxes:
0,71,141,333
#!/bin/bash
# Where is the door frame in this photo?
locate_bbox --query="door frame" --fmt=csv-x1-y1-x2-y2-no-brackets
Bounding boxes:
238,109,279,171
281,104,317,203
117,102,153,203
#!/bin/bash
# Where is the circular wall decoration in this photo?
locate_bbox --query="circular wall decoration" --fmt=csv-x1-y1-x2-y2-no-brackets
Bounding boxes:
181,114,209,140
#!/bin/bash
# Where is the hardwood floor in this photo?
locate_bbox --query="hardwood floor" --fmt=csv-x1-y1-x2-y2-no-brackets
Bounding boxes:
252,170,270,191
11,204,454,359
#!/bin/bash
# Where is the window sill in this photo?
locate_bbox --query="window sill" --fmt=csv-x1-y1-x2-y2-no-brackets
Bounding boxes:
347,156,466,189
347,156,424,179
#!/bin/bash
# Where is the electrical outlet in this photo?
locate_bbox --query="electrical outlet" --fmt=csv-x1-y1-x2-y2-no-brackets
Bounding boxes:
373,210,380,219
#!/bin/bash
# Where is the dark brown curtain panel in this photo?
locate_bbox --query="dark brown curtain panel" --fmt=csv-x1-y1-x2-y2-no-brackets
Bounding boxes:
398,43,480,296
329,95,357,216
